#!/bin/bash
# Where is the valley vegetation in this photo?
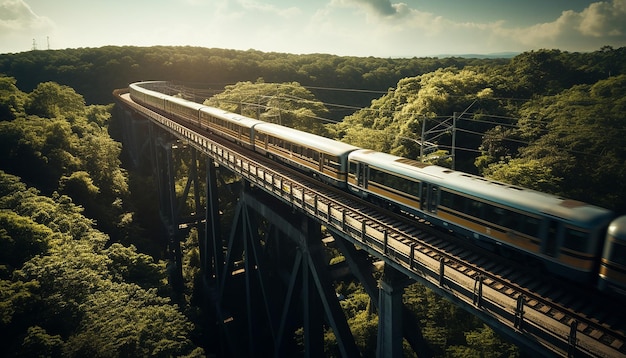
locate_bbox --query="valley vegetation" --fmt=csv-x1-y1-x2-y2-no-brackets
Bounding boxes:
0,45,624,357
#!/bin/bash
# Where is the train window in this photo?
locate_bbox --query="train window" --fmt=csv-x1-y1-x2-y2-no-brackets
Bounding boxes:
562,228,589,252
467,200,484,218
369,168,420,198
370,168,384,184
609,242,626,266
440,191,466,212
323,156,336,170
440,191,453,208
406,180,421,198
519,216,541,238
484,205,511,227
349,161,358,175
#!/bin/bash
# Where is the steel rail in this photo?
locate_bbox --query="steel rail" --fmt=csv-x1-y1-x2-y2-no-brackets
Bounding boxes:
114,88,625,357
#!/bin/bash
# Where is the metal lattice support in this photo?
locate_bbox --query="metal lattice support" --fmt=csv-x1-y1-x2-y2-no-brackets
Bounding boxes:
116,91,626,358
331,231,432,356
212,188,361,357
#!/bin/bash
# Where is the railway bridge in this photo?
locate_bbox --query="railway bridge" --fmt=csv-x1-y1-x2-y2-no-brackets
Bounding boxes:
114,85,626,357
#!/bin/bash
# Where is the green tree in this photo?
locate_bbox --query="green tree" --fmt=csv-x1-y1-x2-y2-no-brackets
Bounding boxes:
482,158,563,194
482,75,626,210
447,325,520,358
0,76,27,121
64,282,200,357
104,243,167,289
0,171,201,356
0,210,52,270
204,80,331,135
21,326,64,358
330,67,508,169
26,82,85,118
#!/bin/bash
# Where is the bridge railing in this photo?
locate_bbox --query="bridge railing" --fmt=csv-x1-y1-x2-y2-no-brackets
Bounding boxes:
116,90,624,358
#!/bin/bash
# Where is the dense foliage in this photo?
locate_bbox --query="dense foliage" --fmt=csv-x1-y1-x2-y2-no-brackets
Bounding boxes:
0,170,203,356
1,45,625,356
0,46,504,120
203,80,332,135
0,79,202,356
325,47,626,212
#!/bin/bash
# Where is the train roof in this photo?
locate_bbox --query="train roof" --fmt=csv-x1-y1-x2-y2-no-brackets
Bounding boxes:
255,123,361,157
608,216,626,240
130,81,170,95
200,106,266,128
165,94,209,112
348,149,613,226
130,82,167,98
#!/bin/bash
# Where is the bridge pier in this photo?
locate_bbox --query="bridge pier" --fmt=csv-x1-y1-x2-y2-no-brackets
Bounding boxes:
116,105,150,170
377,265,404,358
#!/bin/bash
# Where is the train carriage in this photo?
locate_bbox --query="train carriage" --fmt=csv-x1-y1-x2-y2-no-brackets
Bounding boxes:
253,123,360,187
127,80,624,294
199,107,265,149
129,82,167,111
599,216,626,295
347,149,614,280
164,95,207,127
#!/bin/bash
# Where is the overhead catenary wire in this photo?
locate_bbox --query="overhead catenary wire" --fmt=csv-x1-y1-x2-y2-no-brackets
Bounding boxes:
174,82,609,159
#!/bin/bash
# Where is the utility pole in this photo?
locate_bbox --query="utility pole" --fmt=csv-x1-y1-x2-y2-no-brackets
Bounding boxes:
31,38,37,51
47,36,50,50
419,115,455,168
452,112,457,170
420,116,427,161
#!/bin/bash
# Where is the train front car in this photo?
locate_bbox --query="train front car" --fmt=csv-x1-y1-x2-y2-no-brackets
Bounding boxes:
253,123,360,188
599,216,626,295
347,149,614,281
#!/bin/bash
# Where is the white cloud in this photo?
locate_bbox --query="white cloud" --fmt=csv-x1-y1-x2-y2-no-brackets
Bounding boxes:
237,0,301,18
489,0,626,50
0,0,54,33
338,0,397,16
578,0,626,37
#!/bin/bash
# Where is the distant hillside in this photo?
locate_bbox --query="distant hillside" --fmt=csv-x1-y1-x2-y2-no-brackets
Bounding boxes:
435,52,519,59
0,46,507,108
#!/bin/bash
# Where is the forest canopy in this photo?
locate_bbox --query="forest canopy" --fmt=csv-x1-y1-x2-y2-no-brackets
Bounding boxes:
0,77,203,356
1,45,625,356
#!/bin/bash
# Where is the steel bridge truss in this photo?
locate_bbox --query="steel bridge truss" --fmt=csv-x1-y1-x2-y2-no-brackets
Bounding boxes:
115,91,625,358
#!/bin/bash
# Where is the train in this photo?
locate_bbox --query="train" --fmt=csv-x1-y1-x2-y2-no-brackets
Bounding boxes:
128,81,626,296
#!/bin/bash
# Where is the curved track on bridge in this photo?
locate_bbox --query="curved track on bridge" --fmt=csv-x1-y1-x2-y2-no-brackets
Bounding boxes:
114,87,626,357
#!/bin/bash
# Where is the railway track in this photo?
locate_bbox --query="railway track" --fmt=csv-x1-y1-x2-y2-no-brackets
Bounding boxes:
117,89,626,357
230,139,626,356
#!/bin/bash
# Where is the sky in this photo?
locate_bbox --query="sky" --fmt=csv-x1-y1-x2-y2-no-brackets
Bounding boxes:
1,0,625,57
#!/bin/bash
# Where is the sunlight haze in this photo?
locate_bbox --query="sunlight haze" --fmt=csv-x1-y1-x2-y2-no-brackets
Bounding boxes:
1,0,625,57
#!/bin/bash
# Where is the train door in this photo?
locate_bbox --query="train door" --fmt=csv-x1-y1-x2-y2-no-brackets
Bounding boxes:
348,162,367,187
543,219,561,257
360,164,368,188
421,183,439,213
